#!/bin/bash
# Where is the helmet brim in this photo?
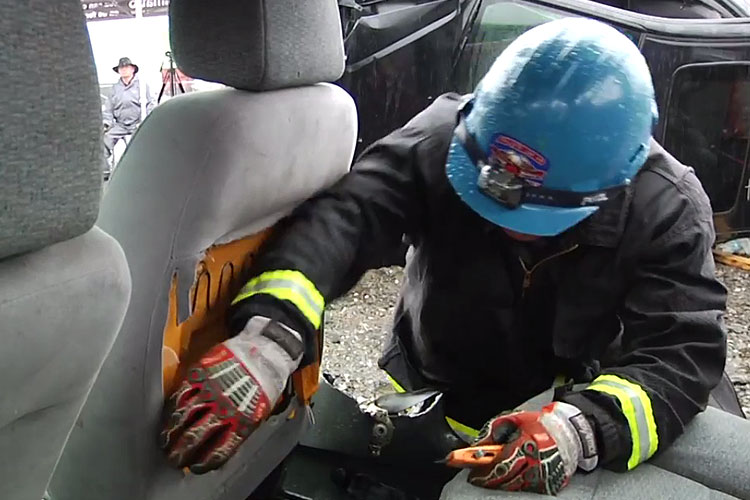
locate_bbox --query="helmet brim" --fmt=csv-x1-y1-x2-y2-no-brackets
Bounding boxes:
445,139,598,237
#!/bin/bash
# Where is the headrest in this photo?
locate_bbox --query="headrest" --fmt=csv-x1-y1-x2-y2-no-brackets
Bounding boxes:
170,0,345,91
0,0,103,260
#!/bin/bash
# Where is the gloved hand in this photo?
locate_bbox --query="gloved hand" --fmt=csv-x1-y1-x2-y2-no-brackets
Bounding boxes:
444,402,598,495
160,316,304,474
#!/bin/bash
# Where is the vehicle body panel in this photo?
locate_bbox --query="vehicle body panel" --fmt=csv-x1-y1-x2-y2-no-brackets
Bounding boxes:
336,0,750,239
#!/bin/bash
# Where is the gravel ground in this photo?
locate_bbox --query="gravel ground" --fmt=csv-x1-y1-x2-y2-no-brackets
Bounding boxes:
321,267,400,402
716,264,750,416
323,264,750,416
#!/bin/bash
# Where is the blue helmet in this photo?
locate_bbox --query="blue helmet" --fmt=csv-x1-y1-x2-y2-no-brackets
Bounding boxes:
446,18,658,236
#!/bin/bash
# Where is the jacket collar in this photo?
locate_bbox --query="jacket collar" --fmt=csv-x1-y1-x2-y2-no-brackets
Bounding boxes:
119,75,139,88
565,138,661,249
569,185,633,248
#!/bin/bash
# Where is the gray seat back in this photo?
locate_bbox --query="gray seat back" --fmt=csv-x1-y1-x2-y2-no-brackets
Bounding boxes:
0,1,131,499
51,1,357,499
442,406,750,499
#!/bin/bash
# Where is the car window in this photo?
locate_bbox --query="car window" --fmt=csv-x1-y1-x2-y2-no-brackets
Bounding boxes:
628,0,726,18
664,64,750,213
452,0,641,94
452,1,571,93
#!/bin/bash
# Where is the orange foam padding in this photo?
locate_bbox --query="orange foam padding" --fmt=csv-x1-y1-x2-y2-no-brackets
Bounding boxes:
714,249,750,272
292,338,321,405
162,231,272,396
161,230,323,406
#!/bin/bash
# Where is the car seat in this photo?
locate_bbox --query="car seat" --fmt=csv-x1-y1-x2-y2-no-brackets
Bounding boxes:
0,1,131,498
50,1,357,499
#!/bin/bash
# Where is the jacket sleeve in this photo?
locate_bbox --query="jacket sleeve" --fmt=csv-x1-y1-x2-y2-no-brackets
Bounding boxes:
560,167,727,472
145,82,156,114
229,94,461,347
102,88,114,127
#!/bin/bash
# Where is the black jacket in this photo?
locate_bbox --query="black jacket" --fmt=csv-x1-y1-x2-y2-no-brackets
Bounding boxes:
231,93,727,471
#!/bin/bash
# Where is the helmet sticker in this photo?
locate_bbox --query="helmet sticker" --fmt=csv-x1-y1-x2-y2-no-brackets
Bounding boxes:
489,134,549,187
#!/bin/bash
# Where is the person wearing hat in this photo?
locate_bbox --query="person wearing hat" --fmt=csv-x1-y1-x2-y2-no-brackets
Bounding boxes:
159,18,729,495
102,57,154,161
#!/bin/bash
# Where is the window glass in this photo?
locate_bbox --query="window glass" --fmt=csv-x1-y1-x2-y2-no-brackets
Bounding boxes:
664,64,750,213
452,0,640,93
453,1,570,93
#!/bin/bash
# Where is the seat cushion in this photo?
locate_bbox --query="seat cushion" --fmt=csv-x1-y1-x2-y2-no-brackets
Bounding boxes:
441,405,750,500
0,227,131,500
441,464,739,500
650,406,750,499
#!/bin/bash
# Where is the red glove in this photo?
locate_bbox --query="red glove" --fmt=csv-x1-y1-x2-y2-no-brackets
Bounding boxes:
444,402,598,495
160,316,304,474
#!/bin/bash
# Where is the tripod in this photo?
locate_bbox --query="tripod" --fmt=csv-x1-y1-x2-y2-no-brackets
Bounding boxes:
158,51,186,103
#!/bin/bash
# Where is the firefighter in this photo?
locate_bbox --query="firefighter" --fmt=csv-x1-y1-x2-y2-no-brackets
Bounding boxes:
160,18,727,494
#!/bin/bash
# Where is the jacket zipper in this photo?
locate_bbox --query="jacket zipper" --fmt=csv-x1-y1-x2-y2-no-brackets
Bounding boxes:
519,244,580,296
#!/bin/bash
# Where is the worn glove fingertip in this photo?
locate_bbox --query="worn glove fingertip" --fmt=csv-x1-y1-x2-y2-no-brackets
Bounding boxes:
159,429,171,450
160,422,184,451
188,463,210,475
189,445,233,475
167,449,188,469
159,409,188,451
188,459,220,475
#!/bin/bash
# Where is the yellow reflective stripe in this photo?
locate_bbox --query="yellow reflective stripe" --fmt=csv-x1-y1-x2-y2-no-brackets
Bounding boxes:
596,374,659,459
233,270,324,329
587,383,642,470
386,373,406,393
385,372,479,440
446,417,480,440
238,287,321,328
588,374,659,470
